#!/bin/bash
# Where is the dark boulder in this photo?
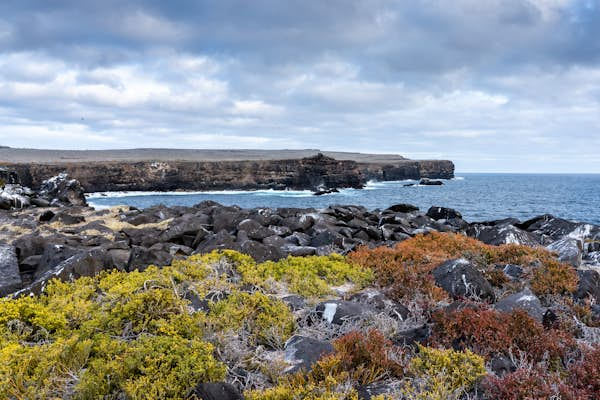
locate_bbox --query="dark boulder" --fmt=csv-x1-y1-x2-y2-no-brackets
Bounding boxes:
212,209,247,233
50,211,85,225
392,325,431,347
426,206,462,221
499,264,525,281
466,223,540,246
39,210,56,222
38,173,87,206
122,227,163,248
495,288,544,321
282,295,307,311
195,230,239,254
518,214,596,242
237,219,274,240
432,258,495,301
0,244,22,296
127,245,173,271
547,237,583,267
240,240,285,262
188,382,243,400
420,178,443,185
284,335,334,373
284,245,317,257
349,289,410,320
159,214,210,243
575,269,600,301
281,215,315,232
385,203,419,213
315,300,376,325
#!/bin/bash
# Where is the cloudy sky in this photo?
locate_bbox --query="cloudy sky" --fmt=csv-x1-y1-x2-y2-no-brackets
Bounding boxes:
0,0,599,172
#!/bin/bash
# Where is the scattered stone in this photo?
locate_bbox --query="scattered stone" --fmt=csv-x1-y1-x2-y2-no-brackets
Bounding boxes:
188,382,244,400
284,335,334,373
432,258,495,301
0,244,21,296
495,288,544,321
392,325,431,347
315,300,375,325
426,206,462,221
574,269,600,301
547,237,583,267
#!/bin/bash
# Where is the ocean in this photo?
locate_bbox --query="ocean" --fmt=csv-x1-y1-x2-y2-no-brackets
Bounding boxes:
86,173,600,225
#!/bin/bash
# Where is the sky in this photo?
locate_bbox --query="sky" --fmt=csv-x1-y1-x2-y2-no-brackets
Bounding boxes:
0,1,599,173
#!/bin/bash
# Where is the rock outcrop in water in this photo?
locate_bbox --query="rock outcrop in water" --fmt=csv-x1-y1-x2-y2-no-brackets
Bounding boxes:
2,150,454,192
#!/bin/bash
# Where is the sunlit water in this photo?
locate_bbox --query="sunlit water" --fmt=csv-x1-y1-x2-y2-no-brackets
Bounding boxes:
87,173,600,224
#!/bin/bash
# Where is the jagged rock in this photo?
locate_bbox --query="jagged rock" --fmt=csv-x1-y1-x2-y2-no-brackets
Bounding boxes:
35,243,80,279
281,214,315,232
0,244,21,296
499,264,525,280
237,219,274,240
357,382,400,399
315,300,376,325
432,258,495,301
240,240,285,262
310,230,345,247
195,230,239,254
519,214,598,243
575,269,600,301
349,288,410,320
392,325,431,347
159,214,209,243
467,223,540,246
39,173,87,206
188,382,244,400
420,178,443,185
0,184,32,209
127,245,173,271
426,206,462,221
50,211,85,225
284,245,317,256
212,209,247,233
385,203,419,213
39,210,56,222
285,232,312,246
284,335,333,373
495,288,544,321
282,295,306,311
547,237,583,267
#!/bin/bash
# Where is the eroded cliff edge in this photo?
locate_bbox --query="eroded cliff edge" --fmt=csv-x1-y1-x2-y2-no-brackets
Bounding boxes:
1,149,454,192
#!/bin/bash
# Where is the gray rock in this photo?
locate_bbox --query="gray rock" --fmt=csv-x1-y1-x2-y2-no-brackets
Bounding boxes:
501,264,525,280
467,224,540,246
432,258,495,301
159,214,209,243
385,203,419,213
426,206,462,221
349,289,410,320
0,244,21,296
315,300,376,325
39,173,87,206
240,240,285,262
188,382,243,400
575,269,600,301
547,237,583,267
128,245,173,271
284,335,333,373
392,325,431,347
282,295,307,311
495,288,544,321
284,245,317,257
237,218,274,240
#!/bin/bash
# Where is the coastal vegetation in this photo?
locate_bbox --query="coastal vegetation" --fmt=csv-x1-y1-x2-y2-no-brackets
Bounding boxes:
0,231,598,399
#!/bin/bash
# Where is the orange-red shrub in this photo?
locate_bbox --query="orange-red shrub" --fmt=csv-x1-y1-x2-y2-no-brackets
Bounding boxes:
325,329,404,385
348,232,578,301
431,307,577,363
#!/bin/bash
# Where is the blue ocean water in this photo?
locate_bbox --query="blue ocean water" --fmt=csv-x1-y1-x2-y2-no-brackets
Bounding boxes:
87,173,600,225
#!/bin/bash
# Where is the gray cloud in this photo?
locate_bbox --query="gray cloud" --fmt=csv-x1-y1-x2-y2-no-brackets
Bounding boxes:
0,0,599,172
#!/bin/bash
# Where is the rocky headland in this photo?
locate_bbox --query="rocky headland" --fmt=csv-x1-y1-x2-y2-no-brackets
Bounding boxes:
1,173,599,399
1,148,454,192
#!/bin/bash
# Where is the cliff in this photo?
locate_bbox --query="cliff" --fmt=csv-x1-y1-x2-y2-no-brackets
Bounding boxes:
1,149,454,192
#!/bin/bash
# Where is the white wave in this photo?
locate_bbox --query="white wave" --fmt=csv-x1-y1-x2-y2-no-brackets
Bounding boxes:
452,176,465,180
86,188,323,199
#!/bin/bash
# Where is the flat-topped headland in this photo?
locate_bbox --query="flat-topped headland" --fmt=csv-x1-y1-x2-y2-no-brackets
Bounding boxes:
0,148,454,192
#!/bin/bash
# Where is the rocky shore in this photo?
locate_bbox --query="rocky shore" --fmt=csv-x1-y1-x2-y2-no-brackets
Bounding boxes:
1,148,454,192
1,174,599,399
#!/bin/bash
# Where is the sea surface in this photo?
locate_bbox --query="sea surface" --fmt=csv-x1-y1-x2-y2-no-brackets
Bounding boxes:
87,173,600,225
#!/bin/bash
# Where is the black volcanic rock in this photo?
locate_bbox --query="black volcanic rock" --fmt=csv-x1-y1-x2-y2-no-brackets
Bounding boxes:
432,258,495,301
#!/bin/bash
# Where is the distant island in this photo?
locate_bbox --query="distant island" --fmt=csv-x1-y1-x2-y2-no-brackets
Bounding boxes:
0,148,454,193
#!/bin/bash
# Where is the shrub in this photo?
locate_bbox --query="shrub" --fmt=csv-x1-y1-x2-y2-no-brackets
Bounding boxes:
348,232,578,301
0,256,226,399
238,254,374,298
402,345,486,399
328,329,404,385
208,291,295,347
430,307,577,364
483,367,559,400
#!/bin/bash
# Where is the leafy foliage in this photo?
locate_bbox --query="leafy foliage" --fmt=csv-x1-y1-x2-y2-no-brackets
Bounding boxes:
348,232,578,301
402,345,486,399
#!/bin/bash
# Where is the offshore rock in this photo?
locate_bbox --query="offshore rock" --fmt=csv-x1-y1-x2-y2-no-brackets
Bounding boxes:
39,173,87,206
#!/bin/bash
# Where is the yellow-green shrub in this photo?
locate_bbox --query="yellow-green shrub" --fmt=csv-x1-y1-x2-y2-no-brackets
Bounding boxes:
237,253,374,298
402,346,486,399
208,291,295,347
0,256,225,399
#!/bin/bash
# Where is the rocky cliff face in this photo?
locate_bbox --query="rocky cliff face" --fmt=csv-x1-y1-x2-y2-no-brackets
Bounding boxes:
3,154,454,192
